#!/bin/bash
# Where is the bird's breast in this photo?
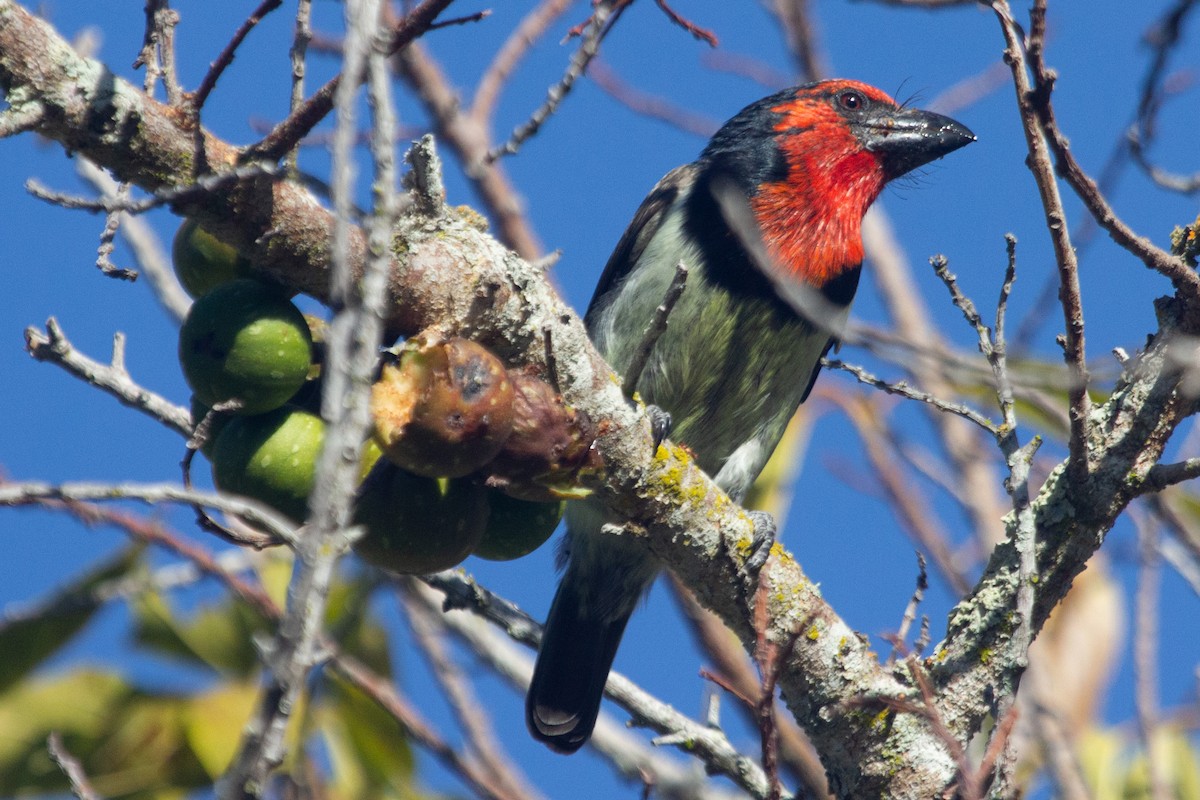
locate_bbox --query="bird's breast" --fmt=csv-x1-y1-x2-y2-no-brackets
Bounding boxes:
589,200,841,485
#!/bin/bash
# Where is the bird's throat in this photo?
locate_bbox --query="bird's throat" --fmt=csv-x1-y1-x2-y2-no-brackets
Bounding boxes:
751,145,882,289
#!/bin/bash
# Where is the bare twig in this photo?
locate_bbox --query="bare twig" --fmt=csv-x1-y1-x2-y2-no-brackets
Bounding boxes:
589,60,721,138
392,42,543,258
767,0,826,81
47,733,103,800
891,552,929,661
1011,0,1199,296
219,0,398,793
1031,700,1092,800
486,0,627,163
246,0,456,162
990,0,1093,490
0,480,299,547
653,0,718,46
408,577,752,800
472,0,574,123
668,577,834,799
1127,0,1200,194
93,181,139,281
400,591,545,800
329,652,518,800
823,357,997,433
192,0,284,112
25,319,192,436
415,571,780,798
285,0,314,175
133,0,181,103
27,162,281,215
76,158,192,322
833,391,973,596
1133,510,1172,800
622,261,689,396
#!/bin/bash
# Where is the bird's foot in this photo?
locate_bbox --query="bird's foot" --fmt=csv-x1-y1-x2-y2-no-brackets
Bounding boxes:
647,405,672,450
744,510,776,575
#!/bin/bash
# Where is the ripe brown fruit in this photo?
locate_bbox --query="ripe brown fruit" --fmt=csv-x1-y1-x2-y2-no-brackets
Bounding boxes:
485,372,599,501
371,335,514,478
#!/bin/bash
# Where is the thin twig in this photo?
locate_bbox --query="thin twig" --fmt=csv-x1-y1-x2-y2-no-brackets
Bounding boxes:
47,733,103,800
219,0,397,792
133,0,181,103
0,480,299,547
26,162,281,215
486,0,627,163
25,319,192,436
32,493,509,799
75,158,191,321
285,0,314,175
990,0,1093,490
472,0,574,123
1133,510,1172,800
192,0,284,112
653,0,718,46
1031,701,1092,800
767,0,826,81
822,357,997,433
1127,0,1200,194
329,652,518,800
1018,1,1199,295
408,577,754,800
890,552,929,662
400,590,545,800
246,0,456,163
589,60,721,138
622,261,689,397
93,181,139,281
392,42,543,258
833,392,972,596
416,572,779,798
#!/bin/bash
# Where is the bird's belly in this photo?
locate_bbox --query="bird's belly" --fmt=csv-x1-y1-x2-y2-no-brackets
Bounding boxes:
596,271,827,489
638,289,823,481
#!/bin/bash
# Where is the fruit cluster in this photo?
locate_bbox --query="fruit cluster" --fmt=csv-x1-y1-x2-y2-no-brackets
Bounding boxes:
174,220,597,573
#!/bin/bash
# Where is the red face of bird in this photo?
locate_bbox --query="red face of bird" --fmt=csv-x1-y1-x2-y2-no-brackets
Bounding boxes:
702,79,975,289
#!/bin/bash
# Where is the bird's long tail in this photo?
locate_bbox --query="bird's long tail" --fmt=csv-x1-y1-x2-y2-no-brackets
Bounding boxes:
526,576,633,753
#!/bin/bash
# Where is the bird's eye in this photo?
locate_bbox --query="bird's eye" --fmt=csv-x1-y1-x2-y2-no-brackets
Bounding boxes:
838,91,864,111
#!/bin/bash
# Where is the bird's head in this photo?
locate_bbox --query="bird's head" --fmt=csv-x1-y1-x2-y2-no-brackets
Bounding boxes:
700,79,975,289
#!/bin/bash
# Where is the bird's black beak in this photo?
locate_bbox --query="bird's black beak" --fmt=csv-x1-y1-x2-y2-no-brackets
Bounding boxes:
857,106,976,180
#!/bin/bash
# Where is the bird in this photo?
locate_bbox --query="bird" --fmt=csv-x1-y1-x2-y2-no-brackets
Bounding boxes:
526,79,975,754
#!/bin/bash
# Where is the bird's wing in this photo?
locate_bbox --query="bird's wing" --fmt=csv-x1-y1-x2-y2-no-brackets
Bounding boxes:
585,163,699,321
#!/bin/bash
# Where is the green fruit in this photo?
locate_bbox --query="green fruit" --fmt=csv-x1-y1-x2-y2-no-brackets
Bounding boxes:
179,279,313,415
211,406,325,522
473,490,563,561
172,218,253,298
353,461,488,574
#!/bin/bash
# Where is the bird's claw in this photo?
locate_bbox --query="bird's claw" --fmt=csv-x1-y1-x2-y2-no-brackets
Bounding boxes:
744,510,776,575
647,405,672,450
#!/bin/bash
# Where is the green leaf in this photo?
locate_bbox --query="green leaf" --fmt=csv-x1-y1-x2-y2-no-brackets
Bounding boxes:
180,682,261,778
321,672,417,799
0,546,142,693
0,669,209,799
132,588,269,676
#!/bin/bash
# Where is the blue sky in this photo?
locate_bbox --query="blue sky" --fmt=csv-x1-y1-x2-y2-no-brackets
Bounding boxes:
3,1,1199,797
